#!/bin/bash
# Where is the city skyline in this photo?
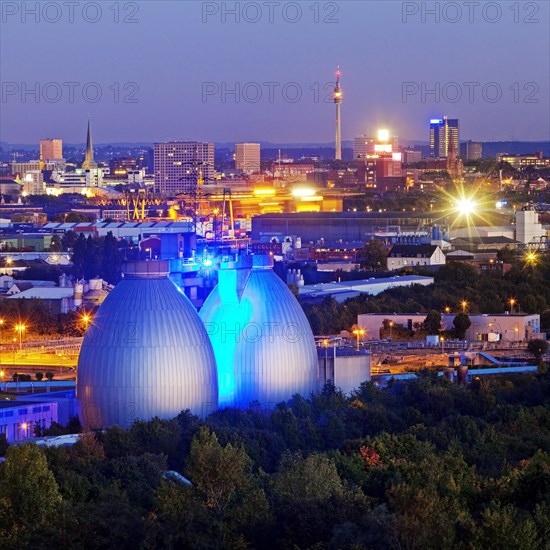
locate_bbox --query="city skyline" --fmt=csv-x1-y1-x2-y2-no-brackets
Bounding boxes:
1,2,548,144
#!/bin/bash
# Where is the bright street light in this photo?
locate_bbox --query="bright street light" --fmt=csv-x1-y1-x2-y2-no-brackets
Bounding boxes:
352,328,365,351
14,324,25,351
81,313,92,331
524,251,538,266
454,197,477,217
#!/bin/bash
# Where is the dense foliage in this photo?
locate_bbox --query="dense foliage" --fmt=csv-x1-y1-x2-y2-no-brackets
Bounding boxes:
1,374,550,549
0,300,92,339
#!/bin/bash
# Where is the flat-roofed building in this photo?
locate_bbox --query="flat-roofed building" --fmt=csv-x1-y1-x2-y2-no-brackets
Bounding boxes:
357,313,540,342
40,138,63,162
235,143,260,174
0,400,58,443
154,142,214,195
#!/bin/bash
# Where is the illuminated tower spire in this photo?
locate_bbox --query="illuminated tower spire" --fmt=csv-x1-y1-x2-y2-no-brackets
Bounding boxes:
82,116,97,170
333,66,343,161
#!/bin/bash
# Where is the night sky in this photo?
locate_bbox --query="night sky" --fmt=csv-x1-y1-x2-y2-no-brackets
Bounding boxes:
1,1,549,144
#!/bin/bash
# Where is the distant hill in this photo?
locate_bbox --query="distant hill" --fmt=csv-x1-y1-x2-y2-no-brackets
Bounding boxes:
2,140,548,163
479,141,550,157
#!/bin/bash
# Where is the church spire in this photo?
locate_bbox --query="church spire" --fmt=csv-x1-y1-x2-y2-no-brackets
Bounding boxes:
82,116,97,170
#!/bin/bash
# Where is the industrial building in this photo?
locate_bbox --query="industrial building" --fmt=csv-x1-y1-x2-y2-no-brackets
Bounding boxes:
357,313,541,342
318,346,370,395
298,275,434,303
0,400,58,444
76,255,373,428
252,211,440,244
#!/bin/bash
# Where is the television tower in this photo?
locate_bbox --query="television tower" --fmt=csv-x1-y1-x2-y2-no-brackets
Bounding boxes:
333,66,343,161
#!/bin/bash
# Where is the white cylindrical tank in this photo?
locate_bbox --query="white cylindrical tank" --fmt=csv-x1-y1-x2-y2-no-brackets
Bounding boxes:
74,282,84,307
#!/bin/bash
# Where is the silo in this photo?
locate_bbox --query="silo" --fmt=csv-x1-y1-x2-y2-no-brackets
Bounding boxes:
77,261,218,428
200,254,318,409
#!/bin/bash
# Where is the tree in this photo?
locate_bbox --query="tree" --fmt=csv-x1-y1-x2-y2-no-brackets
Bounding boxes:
0,444,62,533
181,427,269,547
0,433,8,456
35,372,43,381
71,233,88,278
527,339,548,362
272,452,344,502
424,310,442,335
84,235,101,280
359,240,388,271
453,313,471,339
99,231,122,284
496,246,517,264
49,234,63,252
185,427,255,516
45,371,54,381
62,230,79,251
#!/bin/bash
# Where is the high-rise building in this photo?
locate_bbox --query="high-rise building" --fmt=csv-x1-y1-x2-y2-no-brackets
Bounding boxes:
333,66,343,161
40,139,63,162
154,142,214,195
430,117,459,157
464,140,482,160
353,136,375,159
354,131,399,159
235,143,260,174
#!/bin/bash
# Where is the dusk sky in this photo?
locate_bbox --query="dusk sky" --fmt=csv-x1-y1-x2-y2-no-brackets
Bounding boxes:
1,1,549,144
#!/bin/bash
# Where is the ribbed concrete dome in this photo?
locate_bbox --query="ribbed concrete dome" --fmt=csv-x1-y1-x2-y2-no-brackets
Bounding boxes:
77,261,218,428
199,257,318,408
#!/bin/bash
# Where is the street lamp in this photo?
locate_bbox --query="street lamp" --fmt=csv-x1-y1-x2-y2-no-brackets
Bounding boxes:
81,313,92,332
14,324,25,351
389,321,394,341
440,336,445,354
514,326,519,344
524,251,538,266
322,339,329,380
461,300,468,313
444,306,451,314
352,328,365,351
0,318,3,364
509,298,516,314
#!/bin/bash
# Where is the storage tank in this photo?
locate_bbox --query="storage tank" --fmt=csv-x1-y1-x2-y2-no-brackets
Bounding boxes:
77,261,218,428
200,254,318,408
